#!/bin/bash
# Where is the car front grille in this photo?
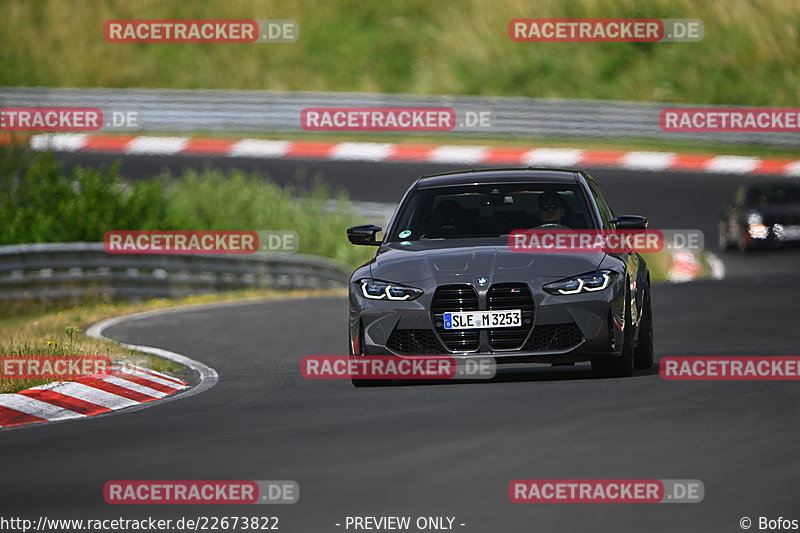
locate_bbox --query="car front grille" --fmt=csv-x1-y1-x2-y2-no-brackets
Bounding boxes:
386,329,446,355
412,284,581,354
431,285,480,352
388,322,584,355
487,283,534,350
524,323,584,352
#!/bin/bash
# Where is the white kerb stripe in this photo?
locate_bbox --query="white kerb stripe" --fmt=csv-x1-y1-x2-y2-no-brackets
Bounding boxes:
621,151,675,171
32,381,140,409
103,376,168,398
30,133,88,152
112,366,187,388
229,139,291,158
428,146,487,164
785,161,800,177
113,363,186,384
330,142,393,161
671,250,700,265
705,156,760,174
126,136,188,155
522,148,583,167
0,394,84,421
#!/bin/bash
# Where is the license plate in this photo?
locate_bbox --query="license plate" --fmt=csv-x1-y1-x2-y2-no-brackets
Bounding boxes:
443,309,522,330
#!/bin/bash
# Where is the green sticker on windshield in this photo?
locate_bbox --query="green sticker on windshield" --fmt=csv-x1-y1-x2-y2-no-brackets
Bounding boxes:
398,230,412,239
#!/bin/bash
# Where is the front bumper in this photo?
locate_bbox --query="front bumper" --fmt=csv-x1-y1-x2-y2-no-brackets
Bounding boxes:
349,279,627,365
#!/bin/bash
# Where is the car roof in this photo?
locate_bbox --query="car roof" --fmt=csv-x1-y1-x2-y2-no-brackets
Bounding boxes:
414,168,584,189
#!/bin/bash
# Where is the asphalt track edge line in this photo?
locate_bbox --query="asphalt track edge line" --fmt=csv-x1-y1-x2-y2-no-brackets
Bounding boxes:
0,308,220,431
3,298,338,431
85,307,220,405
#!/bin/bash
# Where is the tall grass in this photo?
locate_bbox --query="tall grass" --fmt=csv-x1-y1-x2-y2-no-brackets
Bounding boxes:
1,0,799,105
164,169,372,265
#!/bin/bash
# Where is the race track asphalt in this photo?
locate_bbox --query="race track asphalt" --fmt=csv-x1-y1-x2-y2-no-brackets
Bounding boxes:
2,155,799,532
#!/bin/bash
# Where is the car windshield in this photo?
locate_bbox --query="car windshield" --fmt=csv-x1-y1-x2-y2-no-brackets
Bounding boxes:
748,185,800,206
386,183,595,242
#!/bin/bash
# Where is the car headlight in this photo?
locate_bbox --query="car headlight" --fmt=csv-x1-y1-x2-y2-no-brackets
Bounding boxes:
747,211,763,225
746,211,768,239
543,270,615,295
359,279,423,301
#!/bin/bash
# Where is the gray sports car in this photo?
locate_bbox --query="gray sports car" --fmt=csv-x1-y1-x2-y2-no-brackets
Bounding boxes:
346,168,653,386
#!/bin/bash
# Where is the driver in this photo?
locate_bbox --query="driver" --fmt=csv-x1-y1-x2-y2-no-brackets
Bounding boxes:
430,199,464,236
536,192,568,226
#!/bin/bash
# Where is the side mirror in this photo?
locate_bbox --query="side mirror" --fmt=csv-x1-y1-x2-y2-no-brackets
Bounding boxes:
347,224,383,246
609,215,648,230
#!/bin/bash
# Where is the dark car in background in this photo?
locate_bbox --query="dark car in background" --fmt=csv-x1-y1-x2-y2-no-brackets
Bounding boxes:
719,182,800,251
346,168,653,386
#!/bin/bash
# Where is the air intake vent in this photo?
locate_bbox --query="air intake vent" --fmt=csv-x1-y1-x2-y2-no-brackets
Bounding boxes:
487,283,534,350
386,329,446,355
524,323,584,352
431,285,480,352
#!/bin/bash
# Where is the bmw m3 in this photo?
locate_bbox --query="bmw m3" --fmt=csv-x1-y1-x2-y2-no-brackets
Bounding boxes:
346,168,653,386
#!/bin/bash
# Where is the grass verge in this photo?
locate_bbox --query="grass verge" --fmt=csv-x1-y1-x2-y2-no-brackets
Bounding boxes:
2,0,799,107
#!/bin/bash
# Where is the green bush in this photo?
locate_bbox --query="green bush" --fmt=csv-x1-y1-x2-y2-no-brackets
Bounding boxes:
0,146,163,242
0,144,373,267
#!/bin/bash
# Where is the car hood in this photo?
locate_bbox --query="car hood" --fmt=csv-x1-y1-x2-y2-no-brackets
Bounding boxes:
752,205,800,225
370,239,607,284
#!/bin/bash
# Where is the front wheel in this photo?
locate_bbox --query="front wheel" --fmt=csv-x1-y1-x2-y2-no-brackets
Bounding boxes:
634,291,654,370
351,377,384,387
349,353,385,387
718,221,733,251
592,291,635,378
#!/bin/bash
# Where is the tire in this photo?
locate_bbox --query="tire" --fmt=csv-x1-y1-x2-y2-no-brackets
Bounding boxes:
592,289,635,378
718,221,733,251
351,377,384,387
634,291,654,370
735,224,751,253
349,354,385,387
736,235,750,253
